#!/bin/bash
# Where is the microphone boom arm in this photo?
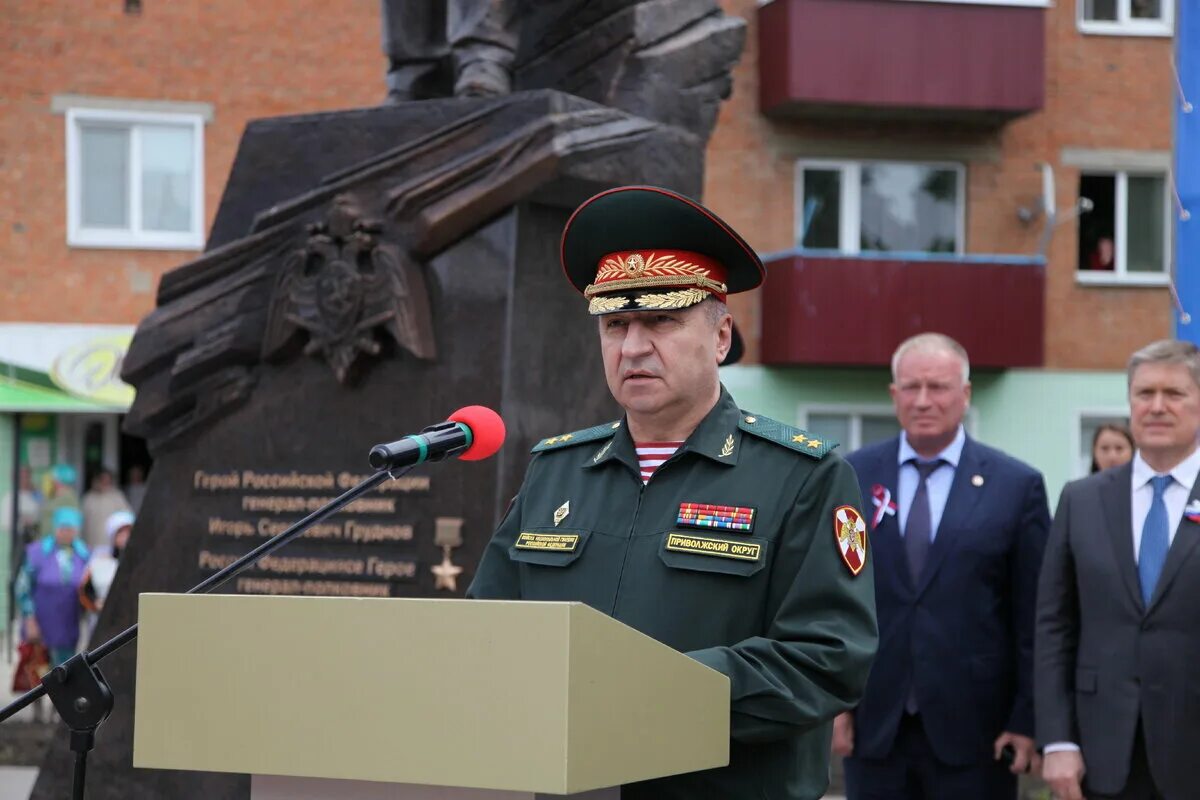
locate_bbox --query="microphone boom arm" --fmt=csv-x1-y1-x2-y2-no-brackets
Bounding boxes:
0,464,409,800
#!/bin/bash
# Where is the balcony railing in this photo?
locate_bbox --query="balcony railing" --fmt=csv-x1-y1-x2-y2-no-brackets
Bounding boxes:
760,250,1045,367
758,0,1046,123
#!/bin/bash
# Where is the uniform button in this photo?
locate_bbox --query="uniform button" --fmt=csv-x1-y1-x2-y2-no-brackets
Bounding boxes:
745,416,756,424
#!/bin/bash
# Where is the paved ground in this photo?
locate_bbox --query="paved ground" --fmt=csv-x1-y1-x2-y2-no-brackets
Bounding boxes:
0,636,50,799
0,767,36,798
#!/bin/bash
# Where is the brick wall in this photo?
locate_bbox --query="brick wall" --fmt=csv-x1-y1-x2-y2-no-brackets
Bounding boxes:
706,0,1175,368
0,0,382,325
0,0,1175,370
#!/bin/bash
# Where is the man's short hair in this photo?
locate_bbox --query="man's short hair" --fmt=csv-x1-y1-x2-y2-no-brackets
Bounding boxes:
703,296,729,327
1127,339,1200,390
890,332,970,384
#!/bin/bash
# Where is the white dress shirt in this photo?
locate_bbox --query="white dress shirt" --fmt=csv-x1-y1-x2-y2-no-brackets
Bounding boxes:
1129,447,1200,561
1044,445,1200,756
897,426,966,540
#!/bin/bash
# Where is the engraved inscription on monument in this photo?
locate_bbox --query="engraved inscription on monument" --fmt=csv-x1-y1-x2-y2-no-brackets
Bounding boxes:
193,468,433,598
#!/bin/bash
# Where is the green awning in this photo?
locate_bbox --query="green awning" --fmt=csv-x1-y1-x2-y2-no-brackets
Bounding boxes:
0,375,126,413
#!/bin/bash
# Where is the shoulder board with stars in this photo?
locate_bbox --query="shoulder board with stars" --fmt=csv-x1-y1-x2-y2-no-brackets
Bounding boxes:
531,420,623,453
737,413,836,459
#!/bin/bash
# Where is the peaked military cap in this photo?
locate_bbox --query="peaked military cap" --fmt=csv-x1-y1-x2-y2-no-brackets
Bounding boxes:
560,185,764,364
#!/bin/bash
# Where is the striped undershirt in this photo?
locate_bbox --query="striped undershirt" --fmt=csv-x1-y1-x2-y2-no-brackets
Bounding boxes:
634,441,683,483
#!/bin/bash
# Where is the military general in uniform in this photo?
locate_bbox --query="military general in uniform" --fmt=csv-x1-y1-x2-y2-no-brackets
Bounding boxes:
468,186,879,799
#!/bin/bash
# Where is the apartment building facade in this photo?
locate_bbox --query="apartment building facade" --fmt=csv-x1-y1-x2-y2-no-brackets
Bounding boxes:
0,0,1185,597
707,0,1184,502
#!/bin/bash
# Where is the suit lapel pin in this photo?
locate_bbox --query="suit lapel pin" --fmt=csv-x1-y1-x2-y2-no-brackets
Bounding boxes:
1184,499,1200,523
971,474,984,487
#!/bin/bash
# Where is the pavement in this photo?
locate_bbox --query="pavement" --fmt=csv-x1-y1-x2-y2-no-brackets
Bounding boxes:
0,767,36,799
0,633,46,800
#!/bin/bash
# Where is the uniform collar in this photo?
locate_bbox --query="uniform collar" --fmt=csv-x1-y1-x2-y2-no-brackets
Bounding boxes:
678,386,743,466
584,385,743,471
582,419,638,473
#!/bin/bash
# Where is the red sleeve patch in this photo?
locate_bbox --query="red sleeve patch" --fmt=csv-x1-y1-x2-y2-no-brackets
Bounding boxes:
833,505,868,577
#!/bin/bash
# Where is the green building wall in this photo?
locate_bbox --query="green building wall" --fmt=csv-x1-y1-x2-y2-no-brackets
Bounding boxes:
720,365,1130,505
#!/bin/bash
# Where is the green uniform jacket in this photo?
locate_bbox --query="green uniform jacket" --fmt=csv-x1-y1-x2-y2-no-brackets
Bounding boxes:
468,387,878,800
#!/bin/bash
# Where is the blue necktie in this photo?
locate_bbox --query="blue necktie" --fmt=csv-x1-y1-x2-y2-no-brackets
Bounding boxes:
904,459,945,585
904,458,945,715
1138,474,1172,607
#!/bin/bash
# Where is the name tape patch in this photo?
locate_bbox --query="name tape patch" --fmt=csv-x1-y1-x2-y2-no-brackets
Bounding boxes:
515,532,580,552
665,532,762,561
677,502,755,533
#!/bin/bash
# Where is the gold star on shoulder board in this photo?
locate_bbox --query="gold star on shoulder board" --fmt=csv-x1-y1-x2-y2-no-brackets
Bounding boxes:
806,439,822,449
559,434,573,443
543,436,559,446
792,434,807,444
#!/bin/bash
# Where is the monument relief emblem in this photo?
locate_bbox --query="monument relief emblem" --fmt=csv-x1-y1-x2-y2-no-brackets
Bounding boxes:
263,194,436,383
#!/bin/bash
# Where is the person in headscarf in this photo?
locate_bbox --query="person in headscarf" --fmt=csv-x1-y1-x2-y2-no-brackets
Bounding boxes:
16,506,90,667
38,463,79,539
80,510,133,637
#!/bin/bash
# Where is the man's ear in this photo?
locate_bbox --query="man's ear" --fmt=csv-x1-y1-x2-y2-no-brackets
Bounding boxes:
715,313,733,363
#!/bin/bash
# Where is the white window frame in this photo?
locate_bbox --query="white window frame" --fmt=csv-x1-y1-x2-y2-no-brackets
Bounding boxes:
1073,409,1131,478
798,404,900,452
66,107,205,250
795,159,967,256
1077,0,1174,37
1075,169,1172,287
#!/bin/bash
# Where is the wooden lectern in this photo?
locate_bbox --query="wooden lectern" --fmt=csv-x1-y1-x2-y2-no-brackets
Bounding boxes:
133,594,730,798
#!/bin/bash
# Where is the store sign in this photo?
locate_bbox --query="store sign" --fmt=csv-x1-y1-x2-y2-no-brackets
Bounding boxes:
49,333,135,406
0,323,136,409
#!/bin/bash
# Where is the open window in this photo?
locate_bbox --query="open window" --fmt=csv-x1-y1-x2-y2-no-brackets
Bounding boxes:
1077,170,1169,285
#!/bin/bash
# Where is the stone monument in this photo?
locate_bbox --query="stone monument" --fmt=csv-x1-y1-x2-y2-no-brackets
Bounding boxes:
31,2,745,797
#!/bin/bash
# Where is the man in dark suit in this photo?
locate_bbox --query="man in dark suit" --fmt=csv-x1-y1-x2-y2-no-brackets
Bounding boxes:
837,332,1051,799
1037,339,1200,800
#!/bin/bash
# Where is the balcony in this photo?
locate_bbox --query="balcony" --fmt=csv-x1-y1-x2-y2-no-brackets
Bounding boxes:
758,0,1045,123
760,252,1045,368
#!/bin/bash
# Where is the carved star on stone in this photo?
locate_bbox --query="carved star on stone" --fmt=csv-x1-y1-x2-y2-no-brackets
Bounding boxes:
432,551,464,592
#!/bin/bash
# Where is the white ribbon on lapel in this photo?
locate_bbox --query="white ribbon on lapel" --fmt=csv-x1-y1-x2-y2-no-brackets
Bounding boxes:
870,483,897,530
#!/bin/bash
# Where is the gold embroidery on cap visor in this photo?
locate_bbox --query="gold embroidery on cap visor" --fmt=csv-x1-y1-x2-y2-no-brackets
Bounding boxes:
588,295,630,314
634,288,708,310
588,287,711,315
584,252,728,298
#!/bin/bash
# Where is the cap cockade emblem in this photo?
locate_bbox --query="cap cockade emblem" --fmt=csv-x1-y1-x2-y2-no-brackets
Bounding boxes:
624,252,647,278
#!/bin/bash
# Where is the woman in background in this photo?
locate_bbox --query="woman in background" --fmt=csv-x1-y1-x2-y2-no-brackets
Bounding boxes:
16,506,90,666
1090,423,1134,473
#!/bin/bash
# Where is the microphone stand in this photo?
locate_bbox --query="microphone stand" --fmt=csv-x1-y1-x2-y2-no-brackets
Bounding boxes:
0,465,409,800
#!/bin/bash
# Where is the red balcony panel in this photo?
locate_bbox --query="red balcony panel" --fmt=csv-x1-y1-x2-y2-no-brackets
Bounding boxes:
760,253,1045,368
759,0,1045,122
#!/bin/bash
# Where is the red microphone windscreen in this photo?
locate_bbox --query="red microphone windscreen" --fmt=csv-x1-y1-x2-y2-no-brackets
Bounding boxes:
449,405,506,461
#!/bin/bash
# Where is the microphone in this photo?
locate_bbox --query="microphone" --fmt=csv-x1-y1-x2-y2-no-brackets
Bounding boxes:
367,406,506,470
